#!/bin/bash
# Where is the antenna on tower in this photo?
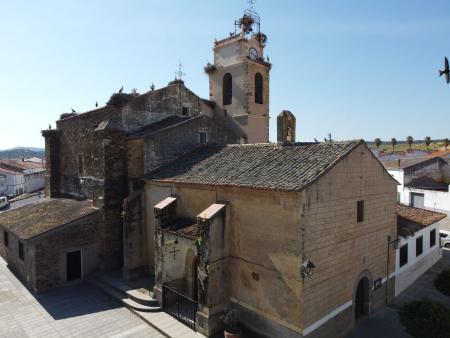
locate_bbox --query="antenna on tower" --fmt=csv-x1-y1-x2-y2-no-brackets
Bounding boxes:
174,61,186,81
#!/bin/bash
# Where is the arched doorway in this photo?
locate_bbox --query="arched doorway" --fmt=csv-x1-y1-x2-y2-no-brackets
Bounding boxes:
354,277,370,320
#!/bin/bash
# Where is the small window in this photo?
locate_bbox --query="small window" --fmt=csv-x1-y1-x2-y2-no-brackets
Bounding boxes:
3,231,8,248
199,131,208,144
18,241,24,261
78,154,84,176
223,73,232,106
182,107,189,116
397,192,401,202
400,244,408,267
416,236,423,256
430,229,436,247
357,200,364,223
255,72,263,104
440,233,448,238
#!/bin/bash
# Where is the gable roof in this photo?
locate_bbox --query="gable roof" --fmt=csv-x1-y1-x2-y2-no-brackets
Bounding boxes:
147,140,363,192
0,198,98,240
397,204,446,237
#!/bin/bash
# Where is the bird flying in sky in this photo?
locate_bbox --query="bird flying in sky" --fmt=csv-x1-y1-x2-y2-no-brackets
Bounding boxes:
439,57,449,84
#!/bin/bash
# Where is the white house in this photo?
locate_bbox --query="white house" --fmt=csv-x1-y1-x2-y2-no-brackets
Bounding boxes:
385,157,450,228
0,159,45,196
0,174,7,196
0,167,25,197
395,204,446,296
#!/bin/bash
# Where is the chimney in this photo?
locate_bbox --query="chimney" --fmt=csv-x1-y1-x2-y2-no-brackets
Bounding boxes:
398,159,401,167
277,110,296,143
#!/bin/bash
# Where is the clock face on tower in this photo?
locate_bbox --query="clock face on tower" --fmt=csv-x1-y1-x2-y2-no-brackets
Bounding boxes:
248,47,258,61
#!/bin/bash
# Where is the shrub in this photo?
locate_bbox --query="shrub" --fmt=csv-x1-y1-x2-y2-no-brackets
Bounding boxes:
435,269,450,296
399,300,450,338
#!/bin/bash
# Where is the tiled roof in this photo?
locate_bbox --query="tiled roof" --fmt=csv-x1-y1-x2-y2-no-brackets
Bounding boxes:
0,160,44,172
397,204,446,237
0,198,98,240
160,218,198,241
147,140,363,192
405,177,449,191
383,156,445,170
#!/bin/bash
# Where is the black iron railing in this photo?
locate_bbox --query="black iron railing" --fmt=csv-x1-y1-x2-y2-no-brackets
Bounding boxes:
162,284,198,331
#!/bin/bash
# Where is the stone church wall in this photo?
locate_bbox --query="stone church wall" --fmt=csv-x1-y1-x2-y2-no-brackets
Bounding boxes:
32,211,100,293
300,143,397,336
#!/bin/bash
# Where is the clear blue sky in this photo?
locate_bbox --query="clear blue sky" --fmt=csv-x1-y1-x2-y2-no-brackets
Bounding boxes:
1,0,449,149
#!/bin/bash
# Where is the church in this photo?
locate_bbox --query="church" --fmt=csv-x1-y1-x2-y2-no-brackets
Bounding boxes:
0,6,399,338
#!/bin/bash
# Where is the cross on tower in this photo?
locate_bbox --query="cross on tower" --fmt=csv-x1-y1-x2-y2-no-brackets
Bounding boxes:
174,61,186,81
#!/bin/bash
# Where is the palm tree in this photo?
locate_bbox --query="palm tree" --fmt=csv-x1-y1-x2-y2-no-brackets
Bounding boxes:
424,136,432,150
391,138,397,152
374,138,382,150
444,138,450,150
406,136,414,150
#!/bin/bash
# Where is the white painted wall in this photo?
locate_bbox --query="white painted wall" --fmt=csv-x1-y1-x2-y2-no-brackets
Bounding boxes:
0,175,6,195
0,169,25,196
402,187,450,214
24,169,45,193
388,169,404,201
395,222,442,296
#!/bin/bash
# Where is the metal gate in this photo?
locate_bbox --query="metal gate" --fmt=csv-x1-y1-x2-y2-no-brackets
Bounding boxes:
162,284,198,330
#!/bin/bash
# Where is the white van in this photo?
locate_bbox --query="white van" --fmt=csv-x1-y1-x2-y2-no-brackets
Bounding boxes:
0,196,9,209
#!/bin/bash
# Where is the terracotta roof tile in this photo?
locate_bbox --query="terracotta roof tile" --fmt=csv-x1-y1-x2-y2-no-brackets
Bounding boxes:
397,204,446,237
161,218,198,241
147,140,363,192
0,198,98,239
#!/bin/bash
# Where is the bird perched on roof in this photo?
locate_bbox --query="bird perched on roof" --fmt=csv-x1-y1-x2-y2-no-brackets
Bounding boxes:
150,82,155,91
119,85,123,93
314,138,319,143
71,108,76,113
48,124,52,130
439,57,449,84
95,101,98,107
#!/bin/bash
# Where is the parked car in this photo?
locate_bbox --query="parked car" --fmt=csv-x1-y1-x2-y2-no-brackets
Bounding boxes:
0,196,9,209
440,230,450,248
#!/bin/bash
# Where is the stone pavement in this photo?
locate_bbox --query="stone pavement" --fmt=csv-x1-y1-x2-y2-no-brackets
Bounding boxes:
0,256,165,338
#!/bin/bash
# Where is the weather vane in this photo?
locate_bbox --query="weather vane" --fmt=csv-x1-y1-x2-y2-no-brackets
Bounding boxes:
175,61,186,81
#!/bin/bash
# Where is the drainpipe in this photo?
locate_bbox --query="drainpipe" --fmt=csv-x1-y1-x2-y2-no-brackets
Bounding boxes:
386,235,390,304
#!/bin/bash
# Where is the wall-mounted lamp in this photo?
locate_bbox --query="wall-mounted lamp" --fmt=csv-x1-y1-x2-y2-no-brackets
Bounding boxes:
301,259,316,279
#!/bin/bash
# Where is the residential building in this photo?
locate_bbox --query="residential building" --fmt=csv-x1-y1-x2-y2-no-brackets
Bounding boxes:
0,159,45,195
0,166,25,197
395,204,446,296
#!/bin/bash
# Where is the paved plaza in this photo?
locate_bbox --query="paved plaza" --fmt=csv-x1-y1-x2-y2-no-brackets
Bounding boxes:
0,257,165,338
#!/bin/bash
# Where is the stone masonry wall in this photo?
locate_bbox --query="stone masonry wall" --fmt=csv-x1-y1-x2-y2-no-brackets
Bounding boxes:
32,211,100,292
300,143,397,335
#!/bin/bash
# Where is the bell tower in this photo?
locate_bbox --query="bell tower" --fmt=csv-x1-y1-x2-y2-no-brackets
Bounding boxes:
206,4,271,143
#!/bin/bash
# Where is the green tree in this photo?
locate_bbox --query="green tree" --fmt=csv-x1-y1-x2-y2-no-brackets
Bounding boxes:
391,138,397,152
425,136,432,150
444,138,450,150
406,136,414,150
374,138,382,150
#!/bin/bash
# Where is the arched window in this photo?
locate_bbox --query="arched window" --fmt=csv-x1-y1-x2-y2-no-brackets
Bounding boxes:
255,72,263,104
223,73,232,106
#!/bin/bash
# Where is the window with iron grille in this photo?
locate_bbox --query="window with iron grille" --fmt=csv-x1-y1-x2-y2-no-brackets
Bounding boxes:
430,229,436,247
416,236,423,256
400,244,408,267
